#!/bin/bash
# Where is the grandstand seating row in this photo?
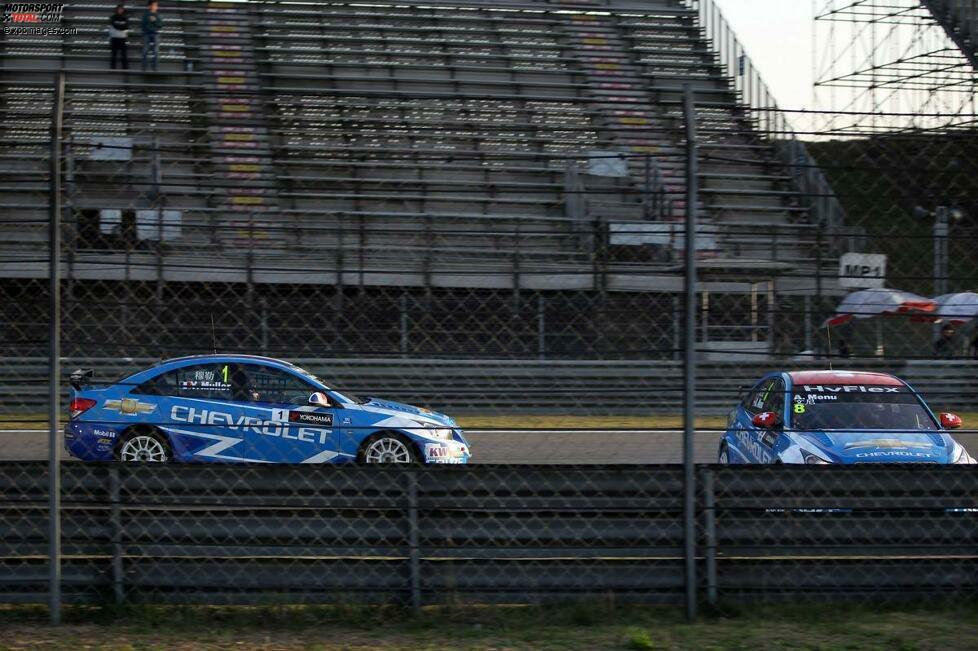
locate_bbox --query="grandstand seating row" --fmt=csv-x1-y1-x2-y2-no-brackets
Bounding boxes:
0,0,821,287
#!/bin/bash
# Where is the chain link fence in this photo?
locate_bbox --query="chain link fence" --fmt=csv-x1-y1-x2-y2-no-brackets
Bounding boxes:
0,0,977,622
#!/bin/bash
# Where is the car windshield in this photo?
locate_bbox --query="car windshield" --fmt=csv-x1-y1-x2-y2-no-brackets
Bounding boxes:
290,364,366,405
790,384,937,431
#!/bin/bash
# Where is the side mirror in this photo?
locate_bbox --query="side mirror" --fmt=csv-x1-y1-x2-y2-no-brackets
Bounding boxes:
752,411,780,429
309,392,331,408
940,412,962,429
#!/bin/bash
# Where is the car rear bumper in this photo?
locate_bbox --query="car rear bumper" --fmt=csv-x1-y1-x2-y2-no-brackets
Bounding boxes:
63,422,117,461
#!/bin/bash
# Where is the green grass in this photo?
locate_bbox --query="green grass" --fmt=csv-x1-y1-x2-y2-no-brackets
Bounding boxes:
1,601,977,650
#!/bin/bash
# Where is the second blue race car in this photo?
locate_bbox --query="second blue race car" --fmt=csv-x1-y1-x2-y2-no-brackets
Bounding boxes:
719,370,975,465
65,354,470,464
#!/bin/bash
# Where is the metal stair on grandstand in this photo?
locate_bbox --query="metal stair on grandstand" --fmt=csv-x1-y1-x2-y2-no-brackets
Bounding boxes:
556,5,691,224
197,2,285,249
606,0,812,239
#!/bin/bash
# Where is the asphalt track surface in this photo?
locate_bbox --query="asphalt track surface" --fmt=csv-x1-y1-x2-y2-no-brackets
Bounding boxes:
3,428,978,464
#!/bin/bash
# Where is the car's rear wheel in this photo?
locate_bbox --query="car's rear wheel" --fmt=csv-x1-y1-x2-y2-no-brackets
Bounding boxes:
718,443,730,464
359,433,418,464
116,429,171,463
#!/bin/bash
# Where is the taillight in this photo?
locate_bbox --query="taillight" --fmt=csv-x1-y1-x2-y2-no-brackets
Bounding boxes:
69,398,97,419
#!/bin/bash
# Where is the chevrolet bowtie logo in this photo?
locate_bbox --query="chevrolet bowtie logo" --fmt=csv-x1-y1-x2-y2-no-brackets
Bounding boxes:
104,398,156,416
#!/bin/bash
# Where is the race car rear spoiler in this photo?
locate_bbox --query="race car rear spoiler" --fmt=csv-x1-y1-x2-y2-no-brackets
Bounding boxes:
68,368,94,390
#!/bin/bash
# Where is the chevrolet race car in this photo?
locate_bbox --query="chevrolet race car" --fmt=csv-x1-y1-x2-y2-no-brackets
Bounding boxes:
719,370,975,465
65,354,470,464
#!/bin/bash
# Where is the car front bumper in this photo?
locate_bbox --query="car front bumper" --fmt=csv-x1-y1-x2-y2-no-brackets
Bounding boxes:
422,440,471,464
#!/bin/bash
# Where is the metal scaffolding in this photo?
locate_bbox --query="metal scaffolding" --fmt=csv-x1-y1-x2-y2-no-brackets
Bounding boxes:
814,0,978,134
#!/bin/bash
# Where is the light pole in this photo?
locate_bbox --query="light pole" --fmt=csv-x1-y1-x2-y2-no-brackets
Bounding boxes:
915,205,965,358
913,205,963,296
934,207,949,297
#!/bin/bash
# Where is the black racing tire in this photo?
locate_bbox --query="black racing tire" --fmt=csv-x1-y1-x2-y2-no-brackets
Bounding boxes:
357,432,420,464
115,427,172,463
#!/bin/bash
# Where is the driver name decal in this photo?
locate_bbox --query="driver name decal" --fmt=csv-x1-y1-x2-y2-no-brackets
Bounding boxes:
803,385,900,393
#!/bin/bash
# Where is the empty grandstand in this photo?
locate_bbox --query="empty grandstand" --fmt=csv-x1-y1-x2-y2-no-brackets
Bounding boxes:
0,0,845,358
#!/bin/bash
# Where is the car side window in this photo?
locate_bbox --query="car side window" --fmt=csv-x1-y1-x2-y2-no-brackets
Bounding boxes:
233,364,316,405
743,380,772,414
132,363,232,401
763,379,785,421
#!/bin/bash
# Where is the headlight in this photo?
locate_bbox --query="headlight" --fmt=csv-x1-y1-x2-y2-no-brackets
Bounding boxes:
803,451,832,465
414,422,452,440
951,444,977,464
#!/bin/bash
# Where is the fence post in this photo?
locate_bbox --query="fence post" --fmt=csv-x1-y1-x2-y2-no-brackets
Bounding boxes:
48,69,65,627
643,154,651,220
702,468,717,606
109,466,124,605
407,469,421,611
682,84,699,621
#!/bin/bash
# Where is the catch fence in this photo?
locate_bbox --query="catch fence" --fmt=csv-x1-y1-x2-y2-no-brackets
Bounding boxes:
1,0,977,625
2,463,976,607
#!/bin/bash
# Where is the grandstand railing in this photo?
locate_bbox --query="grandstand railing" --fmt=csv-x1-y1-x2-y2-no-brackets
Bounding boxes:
686,0,848,247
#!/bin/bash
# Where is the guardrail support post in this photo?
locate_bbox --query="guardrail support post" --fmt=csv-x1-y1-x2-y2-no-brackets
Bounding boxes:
400,293,409,357
537,293,546,360
407,470,421,612
109,466,124,605
703,468,717,607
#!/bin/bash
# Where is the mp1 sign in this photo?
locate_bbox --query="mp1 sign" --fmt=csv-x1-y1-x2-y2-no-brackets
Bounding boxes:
839,253,887,289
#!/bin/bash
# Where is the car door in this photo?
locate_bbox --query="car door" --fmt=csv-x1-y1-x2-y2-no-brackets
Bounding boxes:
132,362,252,462
230,363,341,463
731,380,764,463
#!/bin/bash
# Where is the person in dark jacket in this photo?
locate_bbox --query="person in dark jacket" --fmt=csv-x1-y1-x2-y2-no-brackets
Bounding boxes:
935,323,956,359
108,4,129,70
141,0,162,71
837,337,850,359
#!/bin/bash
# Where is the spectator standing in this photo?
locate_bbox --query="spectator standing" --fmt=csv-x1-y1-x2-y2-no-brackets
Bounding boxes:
108,4,129,69
837,337,850,359
141,0,162,71
935,323,956,359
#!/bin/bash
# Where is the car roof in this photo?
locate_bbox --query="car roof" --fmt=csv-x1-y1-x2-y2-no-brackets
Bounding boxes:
787,370,905,386
155,354,305,373
159,354,294,366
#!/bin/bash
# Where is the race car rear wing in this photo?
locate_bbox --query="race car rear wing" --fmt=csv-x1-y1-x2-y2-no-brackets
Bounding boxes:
68,368,94,390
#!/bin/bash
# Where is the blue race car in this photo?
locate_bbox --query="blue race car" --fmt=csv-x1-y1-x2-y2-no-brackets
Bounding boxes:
65,354,470,464
719,370,975,465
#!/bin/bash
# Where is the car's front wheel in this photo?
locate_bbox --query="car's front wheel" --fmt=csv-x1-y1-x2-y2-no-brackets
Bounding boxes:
359,433,418,464
116,429,171,463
